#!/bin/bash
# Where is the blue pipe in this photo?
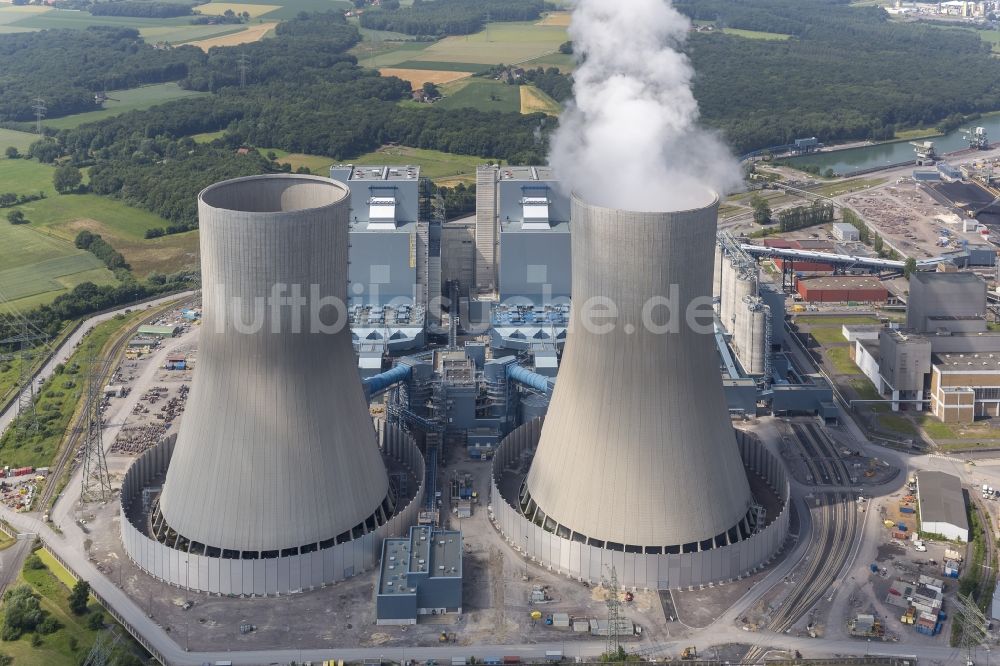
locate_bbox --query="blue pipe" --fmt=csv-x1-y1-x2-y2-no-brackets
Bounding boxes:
507,363,553,394
363,363,412,399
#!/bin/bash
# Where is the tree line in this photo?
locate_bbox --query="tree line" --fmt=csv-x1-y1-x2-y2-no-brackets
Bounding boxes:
676,0,1000,153
360,0,544,37
0,27,204,121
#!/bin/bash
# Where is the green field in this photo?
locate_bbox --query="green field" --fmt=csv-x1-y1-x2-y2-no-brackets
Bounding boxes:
809,177,886,198
264,148,335,174
722,27,792,40
2,549,105,666
15,193,199,278
191,129,228,143
434,79,521,114
347,145,487,184
810,327,847,344
6,9,186,31
360,20,567,69
0,157,57,195
521,52,575,72
396,60,490,72
826,346,861,375
43,84,208,130
0,129,38,155
795,315,879,326
139,23,248,45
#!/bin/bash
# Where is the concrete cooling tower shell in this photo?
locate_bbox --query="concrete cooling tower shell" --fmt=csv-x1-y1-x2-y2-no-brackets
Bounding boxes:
522,193,755,549
158,175,391,554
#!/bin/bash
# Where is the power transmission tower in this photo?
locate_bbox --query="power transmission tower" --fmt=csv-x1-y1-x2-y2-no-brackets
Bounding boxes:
955,592,989,666
31,98,46,134
0,322,46,444
604,565,622,656
237,53,250,88
80,358,112,503
82,629,121,666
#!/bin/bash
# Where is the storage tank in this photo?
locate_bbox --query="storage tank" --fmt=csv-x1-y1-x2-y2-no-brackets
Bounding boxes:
521,191,756,549
158,175,394,556
713,242,724,308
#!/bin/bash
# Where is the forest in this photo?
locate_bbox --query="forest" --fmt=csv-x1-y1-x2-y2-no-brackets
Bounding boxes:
88,2,194,18
359,0,543,36
676,0,1000,153
0,27,204,121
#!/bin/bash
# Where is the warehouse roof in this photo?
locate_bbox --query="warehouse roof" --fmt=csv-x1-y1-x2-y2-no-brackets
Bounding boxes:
917,471,969,533
798,276,885,290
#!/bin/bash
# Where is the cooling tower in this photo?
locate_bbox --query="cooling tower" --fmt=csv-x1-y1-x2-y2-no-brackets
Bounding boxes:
521,193,756,549
158,174,393,555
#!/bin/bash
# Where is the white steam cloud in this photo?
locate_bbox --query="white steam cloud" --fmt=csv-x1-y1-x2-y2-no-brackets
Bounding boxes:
549,0,742,212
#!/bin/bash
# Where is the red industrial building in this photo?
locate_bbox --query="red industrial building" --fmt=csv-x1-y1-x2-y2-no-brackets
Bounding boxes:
796,276,889,303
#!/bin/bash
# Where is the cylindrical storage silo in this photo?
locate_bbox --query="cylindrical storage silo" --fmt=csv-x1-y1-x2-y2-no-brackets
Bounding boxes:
713,242,724,309
158,175,393,557
721,259,737,332
749,302,767,375
521,192,754,550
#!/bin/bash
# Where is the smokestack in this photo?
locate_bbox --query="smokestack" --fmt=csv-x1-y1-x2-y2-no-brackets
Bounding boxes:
521,192,756,550
158,174,393,555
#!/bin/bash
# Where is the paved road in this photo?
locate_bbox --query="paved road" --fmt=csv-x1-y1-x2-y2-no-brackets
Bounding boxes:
0,291,196,437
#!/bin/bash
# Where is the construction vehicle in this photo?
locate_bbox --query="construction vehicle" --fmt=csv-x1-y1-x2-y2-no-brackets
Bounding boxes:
681,647,698,660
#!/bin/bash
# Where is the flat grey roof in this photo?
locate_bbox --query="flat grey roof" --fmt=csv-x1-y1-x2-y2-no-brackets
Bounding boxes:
933,352,1000,369
918,471,969,533
429,529,462,578
336,165,421,181
498,165,555,181
912,272,983,285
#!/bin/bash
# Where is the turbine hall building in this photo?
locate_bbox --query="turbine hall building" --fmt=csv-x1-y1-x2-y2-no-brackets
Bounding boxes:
120,175,425,595
491,192,790,589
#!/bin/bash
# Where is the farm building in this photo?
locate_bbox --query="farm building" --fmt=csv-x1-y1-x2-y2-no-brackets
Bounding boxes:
916,471,969,542
796,276,888,303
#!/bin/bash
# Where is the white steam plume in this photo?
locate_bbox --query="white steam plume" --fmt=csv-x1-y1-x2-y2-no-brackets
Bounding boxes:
549,0,742,212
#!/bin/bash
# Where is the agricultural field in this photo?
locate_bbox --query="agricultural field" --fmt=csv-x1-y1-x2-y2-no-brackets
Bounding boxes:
0,156,56,195
379,67,471,88
263,148,336,174
722,27,792,40
139,22,248,45
360,20,567,69
0,129,39,157
347,145,486,184
0,4,48,34
520,85,561,115
43,84,208,130
434,79,521,114
193,2,282,18
191,130,228,143
537,11,571,27
521,52,575,72
16,193,200,278
188,21,277,50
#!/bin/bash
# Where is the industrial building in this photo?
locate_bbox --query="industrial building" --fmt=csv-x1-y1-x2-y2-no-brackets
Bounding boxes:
491,193,789,589
850,272,1000,421
136,325,179,338
329,164,437,361
832,222,860,242
916,471,969,542
376,525,462,625
120,175,426,595
795,276,888,303
906,272,987,333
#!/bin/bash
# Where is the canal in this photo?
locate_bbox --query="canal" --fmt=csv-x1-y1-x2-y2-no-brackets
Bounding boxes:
781,114,1000,176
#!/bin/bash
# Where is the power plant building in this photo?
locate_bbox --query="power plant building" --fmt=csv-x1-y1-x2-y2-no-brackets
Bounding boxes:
329,164,436,358
492,194,789,589
376,526,463,625
120,175,425,595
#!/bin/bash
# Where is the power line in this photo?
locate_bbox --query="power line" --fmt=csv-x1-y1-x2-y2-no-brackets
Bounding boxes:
604,565,622,656
31,97,46,135
80,357,112,504
237,53,250,89
0,322,46,444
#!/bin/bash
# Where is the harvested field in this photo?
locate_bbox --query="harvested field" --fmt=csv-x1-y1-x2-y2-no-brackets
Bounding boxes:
520,85,560,115
192,2,281,18
379,67,471,87
537,11,571,26
189,21,276,51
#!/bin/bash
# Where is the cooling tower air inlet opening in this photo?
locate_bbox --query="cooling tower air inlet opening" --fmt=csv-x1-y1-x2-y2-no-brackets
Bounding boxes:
570,185,719,216
198,173,350,215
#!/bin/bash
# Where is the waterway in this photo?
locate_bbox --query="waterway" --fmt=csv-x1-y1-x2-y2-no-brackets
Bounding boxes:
782,114,1000,176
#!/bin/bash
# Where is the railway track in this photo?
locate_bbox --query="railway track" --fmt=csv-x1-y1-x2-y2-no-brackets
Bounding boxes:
39,296,196,513
742,423,860,664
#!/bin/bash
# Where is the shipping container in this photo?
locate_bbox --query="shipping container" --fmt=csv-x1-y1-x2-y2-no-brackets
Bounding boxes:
900,506,915,514
503,658,521,664
545,651,563,663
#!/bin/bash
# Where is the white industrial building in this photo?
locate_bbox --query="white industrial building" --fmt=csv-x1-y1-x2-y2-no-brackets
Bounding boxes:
917,471,969,542
832,222,860,242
